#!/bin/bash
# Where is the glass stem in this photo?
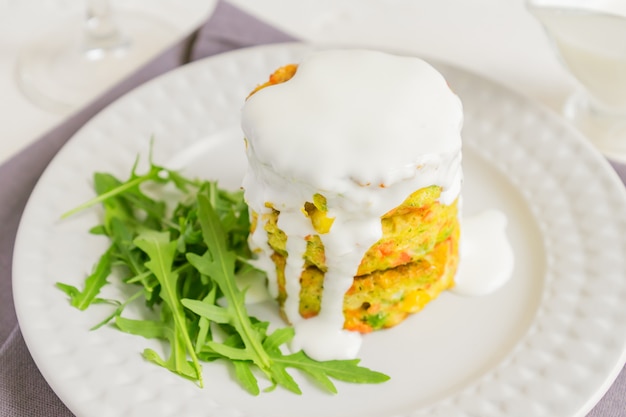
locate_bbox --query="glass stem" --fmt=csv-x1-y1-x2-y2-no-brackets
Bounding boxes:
82,0,129,57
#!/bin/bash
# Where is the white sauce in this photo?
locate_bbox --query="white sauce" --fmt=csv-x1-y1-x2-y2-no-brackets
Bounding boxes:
453,210,514,296
241,49,463,361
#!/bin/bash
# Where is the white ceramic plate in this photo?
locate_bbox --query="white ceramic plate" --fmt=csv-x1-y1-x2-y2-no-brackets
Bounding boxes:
13,43,626,417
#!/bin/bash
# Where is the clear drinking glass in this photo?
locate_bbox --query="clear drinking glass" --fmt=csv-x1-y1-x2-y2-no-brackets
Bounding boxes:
526,0,626,162
16,0,177,115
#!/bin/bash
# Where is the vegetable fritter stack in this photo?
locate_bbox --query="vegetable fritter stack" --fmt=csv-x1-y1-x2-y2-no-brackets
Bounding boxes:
256,184,459,333
244,55,462,334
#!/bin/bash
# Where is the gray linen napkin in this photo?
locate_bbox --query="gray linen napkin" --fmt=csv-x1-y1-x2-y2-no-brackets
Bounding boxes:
0,2,294,416
1,1,624,415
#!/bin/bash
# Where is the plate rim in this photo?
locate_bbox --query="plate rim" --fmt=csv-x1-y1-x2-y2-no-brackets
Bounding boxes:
12,41,626,417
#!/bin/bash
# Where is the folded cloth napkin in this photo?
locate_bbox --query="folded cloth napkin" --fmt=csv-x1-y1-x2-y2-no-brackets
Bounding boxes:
0,1,624,415
0,1,294,416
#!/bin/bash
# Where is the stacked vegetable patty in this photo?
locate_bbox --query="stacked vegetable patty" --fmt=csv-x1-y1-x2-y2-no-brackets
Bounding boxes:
247,65,460,333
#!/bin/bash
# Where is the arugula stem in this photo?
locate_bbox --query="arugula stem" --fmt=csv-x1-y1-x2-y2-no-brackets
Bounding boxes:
90,288,144,330
61,171,160,219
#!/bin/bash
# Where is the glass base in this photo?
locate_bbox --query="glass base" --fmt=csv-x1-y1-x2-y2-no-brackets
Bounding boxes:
563,91,626,164
16,11,177,115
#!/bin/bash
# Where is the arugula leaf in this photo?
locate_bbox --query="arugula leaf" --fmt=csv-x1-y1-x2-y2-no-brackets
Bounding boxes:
181,298,230,324
188,195,271,371
55,245,114,310
232,360,260,395
115,316,168,339
57,152,390,396
134,230,203,386
274,351,389,387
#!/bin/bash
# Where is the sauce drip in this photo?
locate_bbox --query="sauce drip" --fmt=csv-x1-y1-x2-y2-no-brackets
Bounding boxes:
241,49,463,360
453,210,514,296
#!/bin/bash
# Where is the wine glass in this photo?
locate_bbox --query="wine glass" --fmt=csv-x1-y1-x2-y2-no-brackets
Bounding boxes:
526,0,626,163
15,0,177,115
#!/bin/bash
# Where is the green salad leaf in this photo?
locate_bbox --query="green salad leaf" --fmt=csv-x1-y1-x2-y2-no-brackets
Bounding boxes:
57,153,389,395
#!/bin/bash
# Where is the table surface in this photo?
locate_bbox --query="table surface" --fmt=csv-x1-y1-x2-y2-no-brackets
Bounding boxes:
1,1,622,416
0,0,577,166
